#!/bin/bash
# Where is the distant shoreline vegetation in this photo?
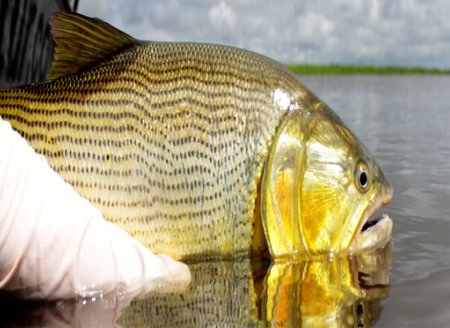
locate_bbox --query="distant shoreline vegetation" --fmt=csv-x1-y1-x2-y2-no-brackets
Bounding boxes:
287,64,450,75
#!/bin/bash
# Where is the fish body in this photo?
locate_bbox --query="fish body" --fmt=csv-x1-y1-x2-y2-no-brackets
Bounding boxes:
0,13,393,260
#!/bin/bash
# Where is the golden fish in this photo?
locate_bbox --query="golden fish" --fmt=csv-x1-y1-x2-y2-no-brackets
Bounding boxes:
0,12,393,259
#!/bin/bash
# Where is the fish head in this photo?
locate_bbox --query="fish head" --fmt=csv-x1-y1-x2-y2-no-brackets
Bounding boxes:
261,97,393,257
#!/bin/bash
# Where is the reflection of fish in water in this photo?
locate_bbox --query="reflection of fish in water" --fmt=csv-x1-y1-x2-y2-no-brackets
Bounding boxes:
0,248,392,327
118,247,392,327
263,250,391,327
0,12,393,259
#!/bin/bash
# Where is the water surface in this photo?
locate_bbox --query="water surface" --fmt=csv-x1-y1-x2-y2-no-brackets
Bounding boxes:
302,75,450,327
1,75,448,327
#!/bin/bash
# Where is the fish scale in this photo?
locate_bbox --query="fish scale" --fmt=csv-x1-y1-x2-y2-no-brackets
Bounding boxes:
0,13,303,260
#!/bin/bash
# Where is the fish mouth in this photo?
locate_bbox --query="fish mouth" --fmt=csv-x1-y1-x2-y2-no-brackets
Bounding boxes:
352,196,393,254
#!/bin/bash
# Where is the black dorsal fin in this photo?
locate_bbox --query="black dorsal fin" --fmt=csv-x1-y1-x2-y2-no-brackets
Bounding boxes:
48,12,135,80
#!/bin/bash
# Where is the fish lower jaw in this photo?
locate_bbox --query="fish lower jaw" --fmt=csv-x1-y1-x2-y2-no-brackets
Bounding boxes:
352,213,393,254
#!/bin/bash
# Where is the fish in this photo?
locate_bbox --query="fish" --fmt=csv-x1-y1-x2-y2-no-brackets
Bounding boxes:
0,12,393,260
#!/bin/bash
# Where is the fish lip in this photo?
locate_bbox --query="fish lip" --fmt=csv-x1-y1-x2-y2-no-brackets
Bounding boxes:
351,194,393,254
358,198,383,235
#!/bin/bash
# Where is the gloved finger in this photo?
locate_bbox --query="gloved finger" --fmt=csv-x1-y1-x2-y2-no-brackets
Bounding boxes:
75,219,191,299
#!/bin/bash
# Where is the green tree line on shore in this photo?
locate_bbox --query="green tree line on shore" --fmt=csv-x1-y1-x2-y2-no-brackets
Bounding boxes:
288,64,450,75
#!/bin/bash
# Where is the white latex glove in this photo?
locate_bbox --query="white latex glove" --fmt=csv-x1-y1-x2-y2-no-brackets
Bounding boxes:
0,118,190,300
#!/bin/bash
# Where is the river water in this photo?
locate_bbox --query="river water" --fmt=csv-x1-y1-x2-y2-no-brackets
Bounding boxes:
302,75,450,327
0,75,448,327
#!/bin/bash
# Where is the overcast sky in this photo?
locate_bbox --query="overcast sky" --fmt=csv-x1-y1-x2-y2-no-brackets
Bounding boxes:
78,0,450,69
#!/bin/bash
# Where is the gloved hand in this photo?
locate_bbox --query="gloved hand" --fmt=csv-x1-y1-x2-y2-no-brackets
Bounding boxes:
0,118,190,300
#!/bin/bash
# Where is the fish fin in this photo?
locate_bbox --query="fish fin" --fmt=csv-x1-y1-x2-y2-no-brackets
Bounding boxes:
48,12,135,80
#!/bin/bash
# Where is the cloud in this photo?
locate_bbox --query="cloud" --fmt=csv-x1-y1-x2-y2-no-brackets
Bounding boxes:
209,1,236,31
78,0,450,68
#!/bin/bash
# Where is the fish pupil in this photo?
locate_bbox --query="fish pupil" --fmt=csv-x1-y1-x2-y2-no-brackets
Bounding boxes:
359,172,368,188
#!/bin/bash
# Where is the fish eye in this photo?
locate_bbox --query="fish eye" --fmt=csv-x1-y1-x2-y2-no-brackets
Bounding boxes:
355,160,370,192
